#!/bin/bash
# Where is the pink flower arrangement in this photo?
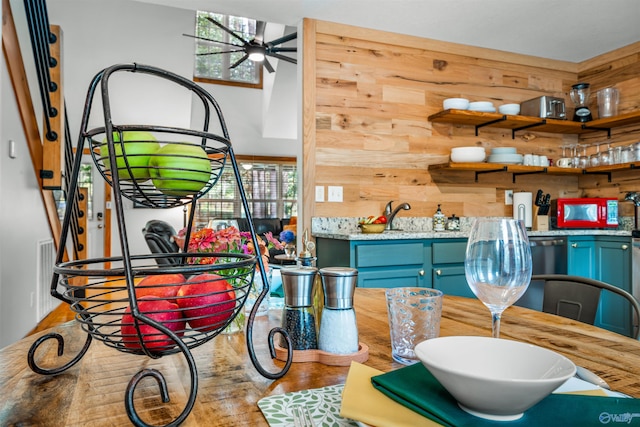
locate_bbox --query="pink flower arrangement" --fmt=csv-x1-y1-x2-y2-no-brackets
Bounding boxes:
182,226,284,270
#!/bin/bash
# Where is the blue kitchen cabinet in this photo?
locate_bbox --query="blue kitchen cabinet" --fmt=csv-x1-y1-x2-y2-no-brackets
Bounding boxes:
567,235,633,337
567,236,595,277
594,237,632,337
317,236,478,297
431,239,475,298
316,238,429,288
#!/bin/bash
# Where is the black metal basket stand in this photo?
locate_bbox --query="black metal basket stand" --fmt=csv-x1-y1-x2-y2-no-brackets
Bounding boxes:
26,63,293,427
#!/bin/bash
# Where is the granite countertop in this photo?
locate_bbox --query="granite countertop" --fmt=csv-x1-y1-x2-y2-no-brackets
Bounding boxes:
311,217,634,241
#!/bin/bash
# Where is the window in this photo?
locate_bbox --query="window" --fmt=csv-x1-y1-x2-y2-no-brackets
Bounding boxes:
53,163,94,220
194,159,297,224
193,11,262,88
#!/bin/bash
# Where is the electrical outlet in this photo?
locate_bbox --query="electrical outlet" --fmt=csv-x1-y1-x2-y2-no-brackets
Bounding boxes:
505,190,514,205
315,186,325,202
327,186,343,202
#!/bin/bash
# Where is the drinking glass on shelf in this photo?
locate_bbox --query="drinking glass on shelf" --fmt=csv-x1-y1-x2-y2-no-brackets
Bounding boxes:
464,218,532,338
613,146,622,164
590,143,601,167
620,145,632,164
571,144,581,168
578,144,589,168
600,143,611,165
606,144,617,165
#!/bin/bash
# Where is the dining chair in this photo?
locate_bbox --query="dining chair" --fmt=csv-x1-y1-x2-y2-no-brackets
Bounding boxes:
141,220,181,266
532,274,640,339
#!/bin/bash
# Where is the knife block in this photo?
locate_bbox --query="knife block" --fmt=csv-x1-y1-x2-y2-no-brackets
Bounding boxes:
533,207,549,231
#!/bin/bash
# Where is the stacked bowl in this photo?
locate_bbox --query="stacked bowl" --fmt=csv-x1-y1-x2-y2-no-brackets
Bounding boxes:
487,147,523,164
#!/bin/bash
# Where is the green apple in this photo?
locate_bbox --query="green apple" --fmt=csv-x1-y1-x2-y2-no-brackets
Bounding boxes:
100,131,160,181
149,143,212,197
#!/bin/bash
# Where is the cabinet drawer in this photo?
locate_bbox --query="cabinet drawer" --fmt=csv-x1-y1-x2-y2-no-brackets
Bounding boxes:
355,242,424,268
358,268,424,288
432,240,467,264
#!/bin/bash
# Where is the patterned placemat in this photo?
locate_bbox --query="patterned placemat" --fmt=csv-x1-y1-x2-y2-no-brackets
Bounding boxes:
257,384,359,426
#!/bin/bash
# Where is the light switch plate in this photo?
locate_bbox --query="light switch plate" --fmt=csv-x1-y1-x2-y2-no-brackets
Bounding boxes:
505,190,513,205
328,186,343,202
315,185,325,202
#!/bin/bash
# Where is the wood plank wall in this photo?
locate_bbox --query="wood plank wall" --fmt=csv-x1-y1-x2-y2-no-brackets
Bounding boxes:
576,42,640,208
302,19,640,233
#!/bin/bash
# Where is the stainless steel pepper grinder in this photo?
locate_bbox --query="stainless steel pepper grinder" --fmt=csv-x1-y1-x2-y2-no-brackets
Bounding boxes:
280,266,318,350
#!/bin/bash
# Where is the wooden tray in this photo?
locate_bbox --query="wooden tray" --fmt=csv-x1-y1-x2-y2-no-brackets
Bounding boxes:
274,342,369,366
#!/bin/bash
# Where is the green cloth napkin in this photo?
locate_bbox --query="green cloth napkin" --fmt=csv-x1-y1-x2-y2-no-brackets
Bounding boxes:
371,363,640,426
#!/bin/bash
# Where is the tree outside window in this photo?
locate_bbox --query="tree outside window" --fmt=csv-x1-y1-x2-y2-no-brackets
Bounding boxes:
193,11,262,88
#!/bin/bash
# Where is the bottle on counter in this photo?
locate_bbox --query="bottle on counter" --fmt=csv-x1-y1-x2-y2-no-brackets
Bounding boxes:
318,267,359,354
280,266,319,351
433,204,446,232
447,213,460,231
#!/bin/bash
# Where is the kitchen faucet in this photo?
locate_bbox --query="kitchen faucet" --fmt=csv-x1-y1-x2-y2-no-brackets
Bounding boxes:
384,201,411,230
625,192,640,232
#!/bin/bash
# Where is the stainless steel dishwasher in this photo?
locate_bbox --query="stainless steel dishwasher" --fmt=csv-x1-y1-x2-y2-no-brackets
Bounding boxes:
515,236,568,311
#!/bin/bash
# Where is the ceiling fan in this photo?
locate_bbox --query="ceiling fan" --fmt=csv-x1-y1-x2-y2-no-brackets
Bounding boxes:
185,16,297,73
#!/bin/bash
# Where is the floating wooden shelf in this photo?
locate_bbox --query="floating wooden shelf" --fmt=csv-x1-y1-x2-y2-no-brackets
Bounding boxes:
428,109,640,138
428,161,640,183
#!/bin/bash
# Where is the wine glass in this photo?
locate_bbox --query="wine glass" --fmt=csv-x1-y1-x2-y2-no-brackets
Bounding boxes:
464,218,532,338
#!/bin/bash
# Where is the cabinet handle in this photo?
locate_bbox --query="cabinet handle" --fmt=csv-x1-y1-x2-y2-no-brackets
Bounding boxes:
435,269,441,276
419,270,425,276
622,244,629,250
571,243,578,248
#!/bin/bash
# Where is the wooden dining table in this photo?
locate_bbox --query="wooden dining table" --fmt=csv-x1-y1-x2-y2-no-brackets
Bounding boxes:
2,287,640,426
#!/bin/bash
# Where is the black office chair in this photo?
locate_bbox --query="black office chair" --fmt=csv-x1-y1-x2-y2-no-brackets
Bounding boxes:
142,220,181,266
532,274,640,339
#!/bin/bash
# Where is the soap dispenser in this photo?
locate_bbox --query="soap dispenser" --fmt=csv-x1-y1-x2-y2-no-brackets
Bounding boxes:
433,204,446,232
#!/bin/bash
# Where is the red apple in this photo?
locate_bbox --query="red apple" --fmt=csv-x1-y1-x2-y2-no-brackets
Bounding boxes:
135,273,186,304
120,297,186,350
176,273,236,332
149,143,212,197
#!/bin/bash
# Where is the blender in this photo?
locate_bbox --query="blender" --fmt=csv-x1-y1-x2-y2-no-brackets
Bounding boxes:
570,82,593,122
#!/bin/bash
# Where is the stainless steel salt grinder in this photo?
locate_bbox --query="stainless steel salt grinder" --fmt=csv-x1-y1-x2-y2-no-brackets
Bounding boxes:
280,266,318,350
317,267,359,354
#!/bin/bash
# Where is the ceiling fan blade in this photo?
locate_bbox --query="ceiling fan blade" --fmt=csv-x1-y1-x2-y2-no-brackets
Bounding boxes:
230,53,249,69
183,33,243,48
268,46,297,53
254,21,266,44
205,16,248,46
266,52,297,65
263,57,275,73
267,32,297,47
196,49,245,56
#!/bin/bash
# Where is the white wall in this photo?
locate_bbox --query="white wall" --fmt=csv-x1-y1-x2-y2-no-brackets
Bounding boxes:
0,0,298,346
0,59,53,347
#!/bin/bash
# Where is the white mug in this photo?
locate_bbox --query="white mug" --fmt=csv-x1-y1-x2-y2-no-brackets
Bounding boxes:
532,155,541,166
523,154,533,166
556,157,572,168
540,155,549,166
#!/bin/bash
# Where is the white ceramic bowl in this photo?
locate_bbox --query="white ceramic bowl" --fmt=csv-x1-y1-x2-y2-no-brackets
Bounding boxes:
468,101,495,112
450,147,486,163
415,336,576,421
498,103,521,115
443,98,470,110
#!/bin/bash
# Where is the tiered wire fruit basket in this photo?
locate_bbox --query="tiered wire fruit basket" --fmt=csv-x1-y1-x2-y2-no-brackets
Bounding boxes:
26,63,293,427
